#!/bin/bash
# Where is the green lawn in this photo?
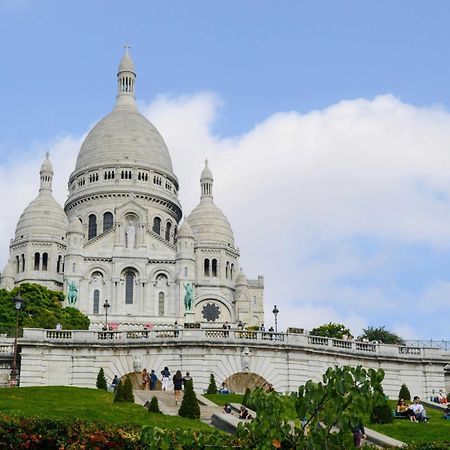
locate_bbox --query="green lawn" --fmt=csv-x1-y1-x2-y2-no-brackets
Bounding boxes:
367,401,450,443
204,393,244,405
0,386,212,431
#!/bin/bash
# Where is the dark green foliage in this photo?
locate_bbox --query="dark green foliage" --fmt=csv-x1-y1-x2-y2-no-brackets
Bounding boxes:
309,322,351,339
123,376,134,403
148,396,161,414
96,368,108,391
358,325,405,345
178,379,200,419
242,387,251,407
0,284,89,335
113,380,124,402
206,373,217,394
399,383,411,401
370,403,394,424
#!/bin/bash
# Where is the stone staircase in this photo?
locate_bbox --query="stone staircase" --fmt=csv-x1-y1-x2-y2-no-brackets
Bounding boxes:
133,390,224,422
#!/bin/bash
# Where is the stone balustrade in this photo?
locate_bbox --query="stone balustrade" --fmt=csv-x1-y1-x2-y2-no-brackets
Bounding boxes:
18,328,446,360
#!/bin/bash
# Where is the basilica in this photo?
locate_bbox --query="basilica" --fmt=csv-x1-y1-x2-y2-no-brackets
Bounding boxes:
0,49,264,328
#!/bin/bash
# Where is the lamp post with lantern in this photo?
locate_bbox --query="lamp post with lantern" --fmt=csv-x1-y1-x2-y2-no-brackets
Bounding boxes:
10,291,24,386
272,304,279,333
103,299,110,331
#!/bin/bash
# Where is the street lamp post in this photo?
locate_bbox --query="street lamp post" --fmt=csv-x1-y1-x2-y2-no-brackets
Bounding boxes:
10,292,24,386
272,305,279,333
103,299,110,331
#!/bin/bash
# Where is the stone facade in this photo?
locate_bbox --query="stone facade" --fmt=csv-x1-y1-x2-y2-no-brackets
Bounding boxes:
11,329,450,399
1,49,264,328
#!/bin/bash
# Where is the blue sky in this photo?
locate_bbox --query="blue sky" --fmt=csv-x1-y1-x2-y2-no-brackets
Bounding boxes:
1,1,450,340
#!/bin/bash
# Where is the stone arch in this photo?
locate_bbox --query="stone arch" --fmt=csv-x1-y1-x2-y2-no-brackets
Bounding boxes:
223,372,271,394
149,267,173,285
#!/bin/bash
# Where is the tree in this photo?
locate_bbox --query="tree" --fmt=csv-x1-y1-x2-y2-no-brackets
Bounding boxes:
178,379,200,419
206,373,217,394
237,365,385,450
96,368,108,391
398,383,411,401
242,387,251,408
0,284,90,335
113,380,124,402
122,376,134,403
358,326,405,345
309,322,351,340
147,396,162,414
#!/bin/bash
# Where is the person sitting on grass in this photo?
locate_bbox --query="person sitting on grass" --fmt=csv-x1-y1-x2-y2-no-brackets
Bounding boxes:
239,405,253,419
437,390,448,404
410,396,428,422
223,403,232,414
219,382,230,394
444,404,450,419
396,399,416,422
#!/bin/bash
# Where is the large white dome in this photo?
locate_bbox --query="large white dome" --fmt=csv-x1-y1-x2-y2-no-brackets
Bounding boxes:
74,106,174,176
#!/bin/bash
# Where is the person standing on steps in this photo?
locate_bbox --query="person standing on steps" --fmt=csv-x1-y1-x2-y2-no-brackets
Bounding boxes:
173,370,183,405
161,366,171,391
149,369,157,390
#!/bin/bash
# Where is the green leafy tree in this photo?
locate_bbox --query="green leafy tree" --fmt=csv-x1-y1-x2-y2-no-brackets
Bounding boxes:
0,284,89,335
370,403,393,424
309,322,351,339
96,368,107,391
358,326,405,345
206,373,217,394
398,383,411,401
237,365,385,450
242,387,251,408
178,379,200,419
147,396,161,414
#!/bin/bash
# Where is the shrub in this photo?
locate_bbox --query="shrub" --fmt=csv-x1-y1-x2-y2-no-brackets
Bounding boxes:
123,375,135,403
242,387,251,407
206,373,217,394
370,403,393,424
114,380,124,402
96,367,108,391
310,322,351,339
178,379,200,419
148,396,161,413
398,383,411,401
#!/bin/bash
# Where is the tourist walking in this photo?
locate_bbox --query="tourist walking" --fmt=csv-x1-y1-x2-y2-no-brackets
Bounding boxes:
173,370,183,405
161,366,171,391
141,368,150,390
182,371,192,388
149,369,157,390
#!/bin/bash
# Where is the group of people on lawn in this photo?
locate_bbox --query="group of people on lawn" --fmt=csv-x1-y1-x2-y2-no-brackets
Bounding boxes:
397,396,434,422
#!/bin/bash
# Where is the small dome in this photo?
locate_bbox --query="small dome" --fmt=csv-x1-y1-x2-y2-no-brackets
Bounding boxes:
40,153,53,173
201,159,213,181
68,216,84,234
187,197,234,246
236,269,248,286
15,192,68,241
118,47,135,74
177,220,194,239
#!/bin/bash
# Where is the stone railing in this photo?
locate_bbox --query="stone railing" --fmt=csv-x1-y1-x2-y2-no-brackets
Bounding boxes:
17,328,446,361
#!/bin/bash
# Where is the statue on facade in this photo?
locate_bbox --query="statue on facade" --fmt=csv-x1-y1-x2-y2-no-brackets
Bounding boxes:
67,281,78,305
183,282,193,311
125,218,136,248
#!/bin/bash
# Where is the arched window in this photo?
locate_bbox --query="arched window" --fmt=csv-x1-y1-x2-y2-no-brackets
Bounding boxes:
212,259,217,277
21,254,25,272
42,253,48,271
103,212,113,232
204,259,210,277
226,262,230,279
72,263,76,272
57,255,62,273
125,272,134,304
88,214,97,240
184,267,188,277
230,263,235,280
158,292,165,316
34,252,40,271
93,290,100,314
16,256,20,273
153,217,161,235
165,221,172,242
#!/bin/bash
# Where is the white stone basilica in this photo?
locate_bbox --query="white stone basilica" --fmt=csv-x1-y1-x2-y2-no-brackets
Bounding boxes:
1,49,264,328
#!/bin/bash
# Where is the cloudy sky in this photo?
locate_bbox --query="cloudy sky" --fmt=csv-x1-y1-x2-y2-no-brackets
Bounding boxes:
1,1,450,340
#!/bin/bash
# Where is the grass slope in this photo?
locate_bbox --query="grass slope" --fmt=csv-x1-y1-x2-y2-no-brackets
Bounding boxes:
0,386,211,431
204,393,244,406
367,401,450,443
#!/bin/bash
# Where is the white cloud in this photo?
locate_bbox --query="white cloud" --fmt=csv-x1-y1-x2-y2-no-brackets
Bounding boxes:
2,92,450,339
